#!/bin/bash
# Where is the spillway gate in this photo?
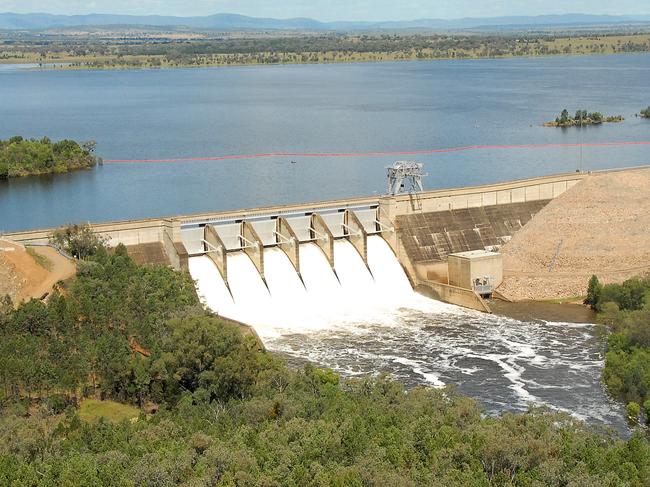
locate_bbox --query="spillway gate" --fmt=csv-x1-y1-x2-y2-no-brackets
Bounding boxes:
180,204,394,290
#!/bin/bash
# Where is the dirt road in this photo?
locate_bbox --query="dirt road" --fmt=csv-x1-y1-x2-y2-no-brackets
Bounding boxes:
0,239,76,303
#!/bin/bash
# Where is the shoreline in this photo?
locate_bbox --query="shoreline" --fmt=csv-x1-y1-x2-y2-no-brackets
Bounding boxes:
2,49,649,72
489,299,596,324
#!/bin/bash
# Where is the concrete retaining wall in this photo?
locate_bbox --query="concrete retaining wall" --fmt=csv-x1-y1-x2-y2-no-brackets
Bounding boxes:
4,172,588,250
162,226,181,270
416,280,492,313
205,225,228,285
396,199,550,266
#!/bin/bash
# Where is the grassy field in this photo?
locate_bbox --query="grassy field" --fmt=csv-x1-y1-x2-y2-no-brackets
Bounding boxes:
78,399,140,423
1,33,648,70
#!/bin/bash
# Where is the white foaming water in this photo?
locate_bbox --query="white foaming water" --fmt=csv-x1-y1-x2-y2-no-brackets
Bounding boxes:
299,243,341,297
264,247,307,304
190,236,455,339
367,235,420,305
188,256,235,316
223,251,273,328
188,236,628,432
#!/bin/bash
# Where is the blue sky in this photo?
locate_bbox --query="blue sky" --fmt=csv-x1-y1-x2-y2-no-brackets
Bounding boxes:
1,1,649,21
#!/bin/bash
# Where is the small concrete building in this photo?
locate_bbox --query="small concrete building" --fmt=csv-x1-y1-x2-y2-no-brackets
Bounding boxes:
447,250,503,296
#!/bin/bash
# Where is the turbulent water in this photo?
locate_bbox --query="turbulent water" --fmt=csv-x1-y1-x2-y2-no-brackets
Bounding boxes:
190,236,627,432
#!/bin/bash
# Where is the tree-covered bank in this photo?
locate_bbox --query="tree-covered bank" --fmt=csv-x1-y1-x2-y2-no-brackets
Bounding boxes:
0,136,98,179
585,275,650,425
2,371,648,486
2,32,649,71
0,227,648,485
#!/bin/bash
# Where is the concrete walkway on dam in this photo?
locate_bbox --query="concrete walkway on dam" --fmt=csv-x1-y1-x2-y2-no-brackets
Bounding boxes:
497,167,650,301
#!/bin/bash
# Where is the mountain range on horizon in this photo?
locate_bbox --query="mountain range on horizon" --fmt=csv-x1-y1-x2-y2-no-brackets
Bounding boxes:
1,12,650,31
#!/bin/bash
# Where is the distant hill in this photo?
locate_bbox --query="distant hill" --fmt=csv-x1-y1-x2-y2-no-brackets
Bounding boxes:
1,12,650,31
0,13,324,30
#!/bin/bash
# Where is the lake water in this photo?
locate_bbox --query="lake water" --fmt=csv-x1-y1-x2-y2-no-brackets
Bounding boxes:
1,54,649,232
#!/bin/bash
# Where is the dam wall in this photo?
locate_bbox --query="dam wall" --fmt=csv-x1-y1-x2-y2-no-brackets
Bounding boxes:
378,172,585,285
396,200,551,282
4,172,585,245
3,171,590,311
381,172,584,217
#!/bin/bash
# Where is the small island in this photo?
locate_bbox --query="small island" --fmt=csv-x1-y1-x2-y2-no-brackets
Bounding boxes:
641,106,650,118
0,136,98,179
545,109,624,127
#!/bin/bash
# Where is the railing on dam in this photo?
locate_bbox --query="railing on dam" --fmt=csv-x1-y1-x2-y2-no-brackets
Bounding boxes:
181,205,387,252
181,205,395,290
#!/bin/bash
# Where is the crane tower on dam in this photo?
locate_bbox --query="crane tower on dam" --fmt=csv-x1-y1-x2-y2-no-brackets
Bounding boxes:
387,161,426,195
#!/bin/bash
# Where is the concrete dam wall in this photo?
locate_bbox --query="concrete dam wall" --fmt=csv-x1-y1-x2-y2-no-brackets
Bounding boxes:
4,171,590,312
396,200,550,281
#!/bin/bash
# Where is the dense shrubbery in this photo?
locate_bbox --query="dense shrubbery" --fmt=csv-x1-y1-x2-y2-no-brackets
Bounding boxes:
641,106,650,118
586,275,650,425
585,275,650,313
0,243,200,405
1,246,649,484
1,373,649,486
0,136,97,179
50,223,108,259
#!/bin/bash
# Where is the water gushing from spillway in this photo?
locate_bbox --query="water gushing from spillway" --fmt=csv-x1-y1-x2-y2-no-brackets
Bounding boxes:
189,235,627,432
190,236,448,337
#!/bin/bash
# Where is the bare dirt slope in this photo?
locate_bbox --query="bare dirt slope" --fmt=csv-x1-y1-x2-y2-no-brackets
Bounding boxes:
497,168,650,301
0,239,76,303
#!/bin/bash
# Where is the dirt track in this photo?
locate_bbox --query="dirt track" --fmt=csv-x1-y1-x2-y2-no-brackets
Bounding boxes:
0,240,76,303
497,167,650,301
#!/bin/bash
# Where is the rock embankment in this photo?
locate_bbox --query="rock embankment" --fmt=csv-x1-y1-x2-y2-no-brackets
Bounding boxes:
497,168,650,301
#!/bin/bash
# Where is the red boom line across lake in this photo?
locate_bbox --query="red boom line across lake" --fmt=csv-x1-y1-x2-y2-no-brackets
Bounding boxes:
103,141,650,164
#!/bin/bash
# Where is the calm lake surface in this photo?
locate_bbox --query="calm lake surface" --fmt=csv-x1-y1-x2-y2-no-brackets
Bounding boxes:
1,54,649,232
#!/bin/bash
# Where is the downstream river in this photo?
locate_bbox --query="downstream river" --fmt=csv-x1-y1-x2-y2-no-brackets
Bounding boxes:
266,304,628,434
1,54,650,232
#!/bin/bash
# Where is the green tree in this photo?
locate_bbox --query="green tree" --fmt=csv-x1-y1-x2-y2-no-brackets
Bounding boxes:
50,224,107,259
627,402,641,424
585,275,603,310
575,109,588,124
0,136,97,178
559,109,570,124
589,111,603,123
158,316,271,403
